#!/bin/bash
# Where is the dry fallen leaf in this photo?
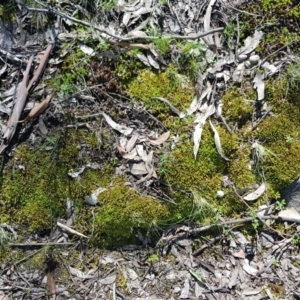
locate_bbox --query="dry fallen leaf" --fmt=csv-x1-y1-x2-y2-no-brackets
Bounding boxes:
130,163,148,175
47,272,56,300
147,52,160,69
193,102,215,159
238,30,264,56
23,95,52,122
278,207,300,221
69,266,95,279
253,72,265,101
228,265,239,289
232,249,246,259
243,183,266,201
126,133,139,152
136,53,150,66
209,120,230,161
148,131,170,146
103,112,133,136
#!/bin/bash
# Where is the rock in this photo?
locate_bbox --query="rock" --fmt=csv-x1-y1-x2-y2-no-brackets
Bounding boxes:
281,178,300,213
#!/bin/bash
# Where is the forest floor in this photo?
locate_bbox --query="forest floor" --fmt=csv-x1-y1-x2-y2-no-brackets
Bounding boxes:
1,0,300,299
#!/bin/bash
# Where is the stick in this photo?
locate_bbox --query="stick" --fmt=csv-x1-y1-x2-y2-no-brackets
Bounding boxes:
57,221,88,238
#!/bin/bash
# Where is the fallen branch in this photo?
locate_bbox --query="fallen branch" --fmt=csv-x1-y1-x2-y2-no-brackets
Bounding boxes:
157,214,300,247
9,242,76,247
0,44,53,153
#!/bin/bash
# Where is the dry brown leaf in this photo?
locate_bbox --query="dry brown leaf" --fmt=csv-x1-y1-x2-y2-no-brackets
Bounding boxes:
123,149,137,159
24,95,51,122
148,131,170,146
47,272,56,300
126,133,139,152
116,145,127,156
117,145,137,160
232,249,246,259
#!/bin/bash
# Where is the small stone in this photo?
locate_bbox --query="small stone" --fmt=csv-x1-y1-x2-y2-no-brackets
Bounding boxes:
216,190,225,198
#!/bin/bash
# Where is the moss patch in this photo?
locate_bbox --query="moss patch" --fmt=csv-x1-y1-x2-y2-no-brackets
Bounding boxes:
93,176,171,247
127,67,195,129
0,127,114,234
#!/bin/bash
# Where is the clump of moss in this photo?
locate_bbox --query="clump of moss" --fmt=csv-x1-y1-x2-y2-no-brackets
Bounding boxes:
222,87,254,127
93,176,170,247
115,50,145,87
239,0,300,55
251,77,300,192
127,67,195,128
0,3,17,22
220,75,300,204
161,126,238,221
50,49,91,95
0,128,114,233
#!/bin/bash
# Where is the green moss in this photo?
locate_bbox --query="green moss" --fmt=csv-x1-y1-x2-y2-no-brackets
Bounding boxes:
0,128,114,233
93,176,170,247
220,75,300,204
240,0,300,55
222,87,254,127
161,127,227,222
0,3,17,22
115,51,144,87
250,77,300,193
50,49,91,95
127,67,195,128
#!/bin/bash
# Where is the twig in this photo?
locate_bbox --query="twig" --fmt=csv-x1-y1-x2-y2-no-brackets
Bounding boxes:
0,56,33,151
235,15,240,60
251,107,272,130
0,44,53,153
1,249,43,275
157,214,299,246
57,221,88,238
112,282,116,300
9,242,76,247
260,41,295,66
152,97,185,118
222,1,261,17
230,183,289,238
57,252,76,285
219,114,233,134
192,235,223,256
